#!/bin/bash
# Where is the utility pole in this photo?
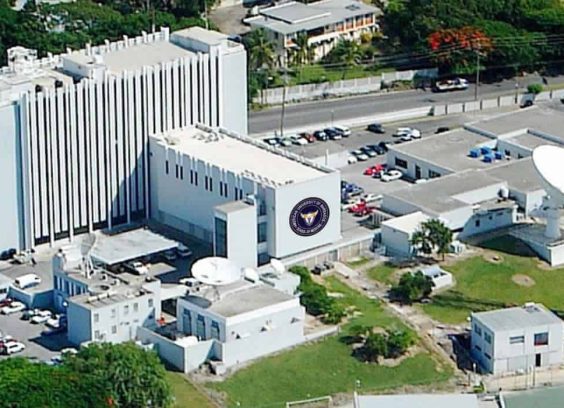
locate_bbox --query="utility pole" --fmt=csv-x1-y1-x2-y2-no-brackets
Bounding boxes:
280,68,288,138
474,50,481,101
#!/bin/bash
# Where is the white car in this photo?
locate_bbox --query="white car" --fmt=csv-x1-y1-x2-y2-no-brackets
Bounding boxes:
126,261,149,275
381,169,403,182
176,244,193,258
409,128,422,139
280,137,293,147
400,133,412,142
2,341,25,355
347,155,358,164
1,301,25,315
351,150,369,161
30,310,52,324
46,314,65,329
61,347,78,356
291,136,308,146
362,193,383,203
333,125,351,137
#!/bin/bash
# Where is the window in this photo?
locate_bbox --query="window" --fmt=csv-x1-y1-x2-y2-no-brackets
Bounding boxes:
175,164,179,178
395,158,407,169
190,170,194,184
504,150,511,157
94,330,100,340
484,352,491,360
258,222,267,243
211,321,220,340
165,160,169,174
259,201,267,216
510,335,525,344
196,315,206,339
475,345,481,351
474,324,482,336
110,308,116,318
180,166,184,180
475,219,481,228
258,252,270,266
133,303,139,313
215,218,227,257
94,313,99,323
484,332,492,344
148,299,154,308
534,332,549,346
124,305,129,315
111,325,117,334
428,170,441,179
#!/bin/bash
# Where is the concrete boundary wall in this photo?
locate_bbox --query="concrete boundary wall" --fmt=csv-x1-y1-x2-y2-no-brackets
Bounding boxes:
254,68,438,105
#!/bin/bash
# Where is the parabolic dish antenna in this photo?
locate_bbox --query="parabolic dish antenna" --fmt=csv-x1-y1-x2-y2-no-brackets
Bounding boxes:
191,257,242,286
533,145,564,203
532,145,564,240
270,259,286,275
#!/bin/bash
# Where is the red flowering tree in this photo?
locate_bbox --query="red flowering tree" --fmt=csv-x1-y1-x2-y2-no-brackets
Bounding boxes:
428,27,493,73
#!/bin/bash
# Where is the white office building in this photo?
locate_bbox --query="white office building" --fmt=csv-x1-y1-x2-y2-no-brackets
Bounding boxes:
175,280,305,372
149,124,341,267
0,26,247,251
471,303,564,375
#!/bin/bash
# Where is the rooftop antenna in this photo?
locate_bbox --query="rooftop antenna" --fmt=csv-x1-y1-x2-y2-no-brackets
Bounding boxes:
80,233,97,279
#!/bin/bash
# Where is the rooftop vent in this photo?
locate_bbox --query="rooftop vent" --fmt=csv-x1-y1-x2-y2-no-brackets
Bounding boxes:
346,4,361,10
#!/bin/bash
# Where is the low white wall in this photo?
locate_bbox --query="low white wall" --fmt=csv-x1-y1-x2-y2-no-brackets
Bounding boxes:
137,327,187,372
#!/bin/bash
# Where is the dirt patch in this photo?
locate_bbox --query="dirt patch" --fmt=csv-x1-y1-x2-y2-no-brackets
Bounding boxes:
512,274,536,287
483,252,504,264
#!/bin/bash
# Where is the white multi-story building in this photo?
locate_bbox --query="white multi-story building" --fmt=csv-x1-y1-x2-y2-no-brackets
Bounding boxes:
0,26,247,251
471,303,564,375
175,280,305,372
149,124,341,266
247,0,381,66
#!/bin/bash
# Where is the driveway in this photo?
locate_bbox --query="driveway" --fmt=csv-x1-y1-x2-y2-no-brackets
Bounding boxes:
209,4,250,35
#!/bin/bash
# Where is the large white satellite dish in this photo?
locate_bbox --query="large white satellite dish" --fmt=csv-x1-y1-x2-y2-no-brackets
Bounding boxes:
532,145,564,239
191,257,242,286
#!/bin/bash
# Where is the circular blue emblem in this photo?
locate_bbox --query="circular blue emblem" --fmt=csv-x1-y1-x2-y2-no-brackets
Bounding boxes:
289,197,330,236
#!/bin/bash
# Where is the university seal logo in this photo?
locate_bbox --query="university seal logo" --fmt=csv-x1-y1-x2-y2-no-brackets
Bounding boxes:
289,197,330,236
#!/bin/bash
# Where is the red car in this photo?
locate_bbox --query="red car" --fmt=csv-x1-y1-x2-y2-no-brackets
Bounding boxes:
0,298,12,308
298,132,315,143
348,201,375,216
363,164,386,176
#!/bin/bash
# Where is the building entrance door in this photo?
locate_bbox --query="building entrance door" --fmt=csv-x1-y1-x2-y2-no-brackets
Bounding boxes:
535,353,542,367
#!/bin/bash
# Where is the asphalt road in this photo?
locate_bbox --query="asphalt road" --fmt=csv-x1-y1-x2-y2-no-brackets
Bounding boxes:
249,73,562,135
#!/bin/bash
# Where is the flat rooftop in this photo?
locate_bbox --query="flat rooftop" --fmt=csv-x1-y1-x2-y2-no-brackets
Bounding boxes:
356,394,479,408
503,385,564,408
91,228,178,265
390,129,495,172
65,41,194,74
384,171,504,215
483,158,543,193
250,0,380,35
185,284,294,318
215,200,254,214
468,106,564,140
71,287,152,310
153,126,329,185
503,132,561,151
382,211,429,234
473,303,562,332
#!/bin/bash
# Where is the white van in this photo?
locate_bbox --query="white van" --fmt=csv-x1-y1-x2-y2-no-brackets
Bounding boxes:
333,125,351,137
15,274,41,289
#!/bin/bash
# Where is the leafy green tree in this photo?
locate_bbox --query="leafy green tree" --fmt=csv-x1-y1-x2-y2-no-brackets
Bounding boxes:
528,83,544,94
348,324,372,342
64,342,173,408
410,229,433,256
362,333,388,362
425,219,453,260
244,28,276,71
386,330,415,358
391,271,434,304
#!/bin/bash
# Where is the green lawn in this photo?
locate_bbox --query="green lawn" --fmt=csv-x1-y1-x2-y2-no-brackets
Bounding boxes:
167,371,215,408
346,256,372,269
421,236,564,324
269,64,393,87
209,277,451,408
366,263,397,285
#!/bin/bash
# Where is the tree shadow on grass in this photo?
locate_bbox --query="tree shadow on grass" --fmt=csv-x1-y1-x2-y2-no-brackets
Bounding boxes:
431,290,508,313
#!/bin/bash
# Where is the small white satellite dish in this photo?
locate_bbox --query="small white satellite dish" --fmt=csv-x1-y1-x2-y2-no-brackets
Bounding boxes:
532,145,564,239
270,259,285,275
191,257,242,286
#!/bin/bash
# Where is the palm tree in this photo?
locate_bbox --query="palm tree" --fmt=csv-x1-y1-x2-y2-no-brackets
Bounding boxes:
244,28,275,71
293,32,313,66
338,40,363,80
410,229,432,257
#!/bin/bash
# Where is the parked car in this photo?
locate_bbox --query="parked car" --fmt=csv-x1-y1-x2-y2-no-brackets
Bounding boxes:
0,248,16,261
409,128,422,139
367,123,385,133
125,260,149,275
176,244,193,258
433,77,469,92
313,130,327,141
290,135,308,145
351,150,369,161
347,155,358,164
324,128,342,140
377,141,390,152
1,301,25,315
312,264,328,275
435,126,450,134
366,144,386,155
299,132,315,143
520,99,534,108
163,250,177,262
360,146,377,157
279,137,293,147
362,193,383,203
46,314,66,329
31,310,52,324
263,137,281,147
0,298,13,308
363,164,386,176
21,308,40,321
1,341,25,355
400,133,413,142
333,125,351,137
381,169,403,182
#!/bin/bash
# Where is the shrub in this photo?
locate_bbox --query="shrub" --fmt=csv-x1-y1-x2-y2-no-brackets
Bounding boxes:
527,83,543,95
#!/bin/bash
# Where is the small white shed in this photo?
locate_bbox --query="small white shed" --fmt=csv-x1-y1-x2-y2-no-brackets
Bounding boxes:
381,212,429,257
